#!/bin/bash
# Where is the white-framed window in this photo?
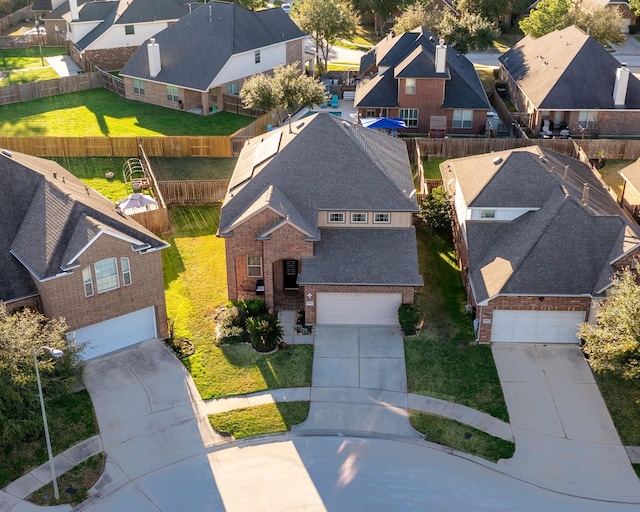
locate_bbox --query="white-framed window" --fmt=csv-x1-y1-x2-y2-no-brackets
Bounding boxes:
125,25,134,35
226,82,239,95
133,78,145,95
95,258,119,293
399,108,419,128
166,85,179,102
255,50,261,63
247,255,263,277
351,212,368,223
121,257,132,286
578,111,598,129
82,267,94,297
328,212,345,223
453,109,473,129
365,108,376,118
374,213,390,223
480,210,496,219
405,78,416,95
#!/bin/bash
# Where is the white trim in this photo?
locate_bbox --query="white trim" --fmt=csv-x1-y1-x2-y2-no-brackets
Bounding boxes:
64,229,145,267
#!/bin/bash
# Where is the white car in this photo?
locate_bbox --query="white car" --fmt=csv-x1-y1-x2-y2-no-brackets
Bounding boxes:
281,3,291,13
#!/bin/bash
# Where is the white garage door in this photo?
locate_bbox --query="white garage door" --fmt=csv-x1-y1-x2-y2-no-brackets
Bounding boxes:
70,307,157,360
316,292,402,325
491,310,586,343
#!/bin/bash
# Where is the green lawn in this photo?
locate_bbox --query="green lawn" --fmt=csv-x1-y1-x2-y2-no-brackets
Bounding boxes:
0,89,253,137
163,205,313,399
422,157,446,180
0,390,97,488
410,412,515,463
596,159,631,200
150,157,237,180
405,225,509,422
48,157,131,202
0,47,67,70
1,67,60,86
593,371,640,446
209,402,310,439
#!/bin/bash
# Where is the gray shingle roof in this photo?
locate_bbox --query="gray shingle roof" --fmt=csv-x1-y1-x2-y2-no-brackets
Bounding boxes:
120,1,306,91
299,228,423,286
445,146,640,303
355,27,489,110
499,25,640,109
0,150,167,303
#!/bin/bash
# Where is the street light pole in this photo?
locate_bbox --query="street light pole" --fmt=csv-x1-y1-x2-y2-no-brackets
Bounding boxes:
33,346,64,501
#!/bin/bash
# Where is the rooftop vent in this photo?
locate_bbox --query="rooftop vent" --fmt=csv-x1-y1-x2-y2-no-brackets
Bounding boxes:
341,121,350,129
53,172,57,179
582,183,590,205
1,149,12,158
295,121,304,129
564,165,570,179
492,156,503,165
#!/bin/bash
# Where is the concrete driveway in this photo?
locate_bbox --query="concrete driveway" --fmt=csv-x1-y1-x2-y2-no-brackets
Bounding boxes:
492,343,640,500
294,325,420,438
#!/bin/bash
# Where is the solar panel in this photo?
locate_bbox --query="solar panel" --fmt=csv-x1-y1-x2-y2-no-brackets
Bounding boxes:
253,131,282,168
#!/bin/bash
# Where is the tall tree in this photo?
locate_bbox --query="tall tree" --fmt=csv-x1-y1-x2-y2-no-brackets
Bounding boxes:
520,0,625,45
241,62,327,127
457,0,512,23
351,0,403,35
392,1,444,35
579,268,640,379
438,11,497,53
291,0,358,75
0,305,82,445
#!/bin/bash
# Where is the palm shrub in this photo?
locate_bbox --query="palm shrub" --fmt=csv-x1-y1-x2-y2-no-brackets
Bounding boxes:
247,314,284,353
398,304,421,335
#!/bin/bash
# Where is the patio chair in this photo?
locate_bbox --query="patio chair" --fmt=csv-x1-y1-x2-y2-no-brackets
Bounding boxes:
331,94,338,108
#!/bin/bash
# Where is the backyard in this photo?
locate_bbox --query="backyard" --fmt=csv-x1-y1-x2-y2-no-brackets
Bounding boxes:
0,47,67,86
0,88,253,136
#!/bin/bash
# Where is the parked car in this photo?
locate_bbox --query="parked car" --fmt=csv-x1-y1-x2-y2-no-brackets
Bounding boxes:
281,3,291,13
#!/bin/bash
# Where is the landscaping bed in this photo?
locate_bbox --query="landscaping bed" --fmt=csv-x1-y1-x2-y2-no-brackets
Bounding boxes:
209,402,310,439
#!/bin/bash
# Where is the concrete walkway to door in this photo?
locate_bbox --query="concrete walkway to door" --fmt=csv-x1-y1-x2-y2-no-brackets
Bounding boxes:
293,325,421,439
493,343,640,502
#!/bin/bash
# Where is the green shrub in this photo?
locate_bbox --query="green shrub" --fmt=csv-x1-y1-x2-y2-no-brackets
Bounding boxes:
215,324,245,344
419,186,452,231
247,314,284,352
219,305,245,327
229,299,267,317
398,304,421,335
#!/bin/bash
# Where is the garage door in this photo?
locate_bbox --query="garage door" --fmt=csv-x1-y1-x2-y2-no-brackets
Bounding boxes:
491,310,586,343
316,292,402,325
70,307,157,360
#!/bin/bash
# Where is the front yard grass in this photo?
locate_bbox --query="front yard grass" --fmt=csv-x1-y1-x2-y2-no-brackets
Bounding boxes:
209,402,310,439
593,371,640,446
405,225,509,422
410,412,515,463
0,390,97,489
163,205,313,399
0,88,253,137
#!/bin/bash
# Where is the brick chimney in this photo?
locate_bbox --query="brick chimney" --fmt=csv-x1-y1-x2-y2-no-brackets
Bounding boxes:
435,39,447,74
148,38,161,78
613,64,630,108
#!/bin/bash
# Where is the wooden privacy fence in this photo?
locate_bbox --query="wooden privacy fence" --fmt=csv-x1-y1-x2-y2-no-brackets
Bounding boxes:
0,72,102,105
157,180,230,205
129,208,171,235
230,108,285,156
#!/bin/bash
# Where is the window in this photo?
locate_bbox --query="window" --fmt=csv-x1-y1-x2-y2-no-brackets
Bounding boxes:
226,82,239,95
82,267,94,297
578,111,598,129
125,25,134,35
399,108,419,128
121,257,132,286
133,78,145,95
95,258,119,293
365,108,376,118
405,78,416,95
374,213,390,223
453,109,473,129
255,50,260,63
480,210,496,219
166,85,179,102
351,212,367,223
247,255,263,277
328,212,345,223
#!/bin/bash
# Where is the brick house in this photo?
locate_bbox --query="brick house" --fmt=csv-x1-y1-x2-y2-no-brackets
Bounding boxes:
354,27,491,136
440,146,640,343
1,149,169,359
498,26,640,138
218,113,423,325
119,1,307,115
39,0,189,70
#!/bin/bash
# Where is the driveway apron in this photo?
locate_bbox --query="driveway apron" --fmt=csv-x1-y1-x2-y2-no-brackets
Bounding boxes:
492,343,640,501
294,325,420,438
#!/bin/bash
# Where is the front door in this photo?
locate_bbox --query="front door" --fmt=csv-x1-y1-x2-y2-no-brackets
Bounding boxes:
283,260,299,290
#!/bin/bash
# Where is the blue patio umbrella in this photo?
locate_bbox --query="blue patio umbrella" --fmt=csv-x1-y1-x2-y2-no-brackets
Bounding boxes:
361,117,407,130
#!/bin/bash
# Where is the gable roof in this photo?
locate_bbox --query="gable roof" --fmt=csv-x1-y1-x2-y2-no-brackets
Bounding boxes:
219,113,418,239
620,158,640,196
355,27,490,110
444,146,640,303
120,1,306,91
499,25,640,109
0,150,167,303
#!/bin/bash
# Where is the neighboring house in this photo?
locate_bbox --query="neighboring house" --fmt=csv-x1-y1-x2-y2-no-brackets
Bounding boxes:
619,158,640,221
587,0,637,31
217,113,423,326
441,145,640,343
120,1,308,115
1,149,169,359
354,27,491,136
498,26,640,138
40,0,190,70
